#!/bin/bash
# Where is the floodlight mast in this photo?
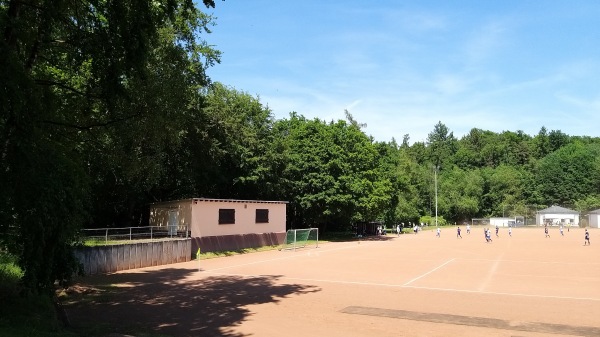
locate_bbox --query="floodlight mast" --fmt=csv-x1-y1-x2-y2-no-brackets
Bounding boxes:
434,165,439,227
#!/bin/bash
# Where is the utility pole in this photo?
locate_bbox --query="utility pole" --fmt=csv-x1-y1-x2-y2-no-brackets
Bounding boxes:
434,165,439,227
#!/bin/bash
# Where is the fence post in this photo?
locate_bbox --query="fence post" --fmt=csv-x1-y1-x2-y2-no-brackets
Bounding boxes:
105,228,108,243
130,227,132,241
151,226,153,240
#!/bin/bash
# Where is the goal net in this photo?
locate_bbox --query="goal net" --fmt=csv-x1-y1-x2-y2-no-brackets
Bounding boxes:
470,218,490,227
280,228,319,251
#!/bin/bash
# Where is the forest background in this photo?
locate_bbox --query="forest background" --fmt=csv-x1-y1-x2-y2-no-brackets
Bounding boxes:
2,0,600,294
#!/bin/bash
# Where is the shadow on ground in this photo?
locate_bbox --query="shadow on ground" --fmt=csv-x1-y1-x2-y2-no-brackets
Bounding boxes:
358,235,399,242
62,268,320,337
321,232,400,243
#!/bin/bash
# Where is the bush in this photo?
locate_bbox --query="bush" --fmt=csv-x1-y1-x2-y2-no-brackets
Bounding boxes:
0,250,24,297
0,250,77,336
419,215,448,226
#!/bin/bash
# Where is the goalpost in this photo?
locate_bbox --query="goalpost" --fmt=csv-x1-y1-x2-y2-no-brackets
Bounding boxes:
280,228,319,251
471,218,490,227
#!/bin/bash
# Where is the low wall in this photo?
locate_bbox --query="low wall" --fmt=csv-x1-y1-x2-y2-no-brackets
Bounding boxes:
74,239,191,275
192,232,285,253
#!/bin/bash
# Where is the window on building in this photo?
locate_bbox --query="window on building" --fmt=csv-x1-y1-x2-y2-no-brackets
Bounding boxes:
219,209,235,224
256,209,269,223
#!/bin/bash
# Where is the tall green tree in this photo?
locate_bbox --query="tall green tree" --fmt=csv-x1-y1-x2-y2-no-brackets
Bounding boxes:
373,140,402,226
548,130,571,153
454,128,486,169
437,166,483,222
87,16,221,226
427,121,457,168
273,113,392,231
393,144,423,224
178,82,275,200
532,127,550,159
373,139,421,226
534,142,600,206
0,0,219,293
484,165,528,216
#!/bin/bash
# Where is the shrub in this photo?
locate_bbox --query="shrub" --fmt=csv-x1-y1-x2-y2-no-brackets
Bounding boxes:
419,215,448,226
0,250,24,297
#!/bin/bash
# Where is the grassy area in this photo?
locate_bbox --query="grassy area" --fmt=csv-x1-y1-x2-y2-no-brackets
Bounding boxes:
0,250,23,296
0,251,79,337
198,244,283,259
82,237,155,246
82,237,187,246
0,293,78,337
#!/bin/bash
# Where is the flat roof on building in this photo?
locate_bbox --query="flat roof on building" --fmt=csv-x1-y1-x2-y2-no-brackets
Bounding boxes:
150,198,288,205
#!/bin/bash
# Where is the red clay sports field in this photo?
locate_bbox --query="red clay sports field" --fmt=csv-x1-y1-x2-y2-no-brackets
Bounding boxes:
65,226,600,337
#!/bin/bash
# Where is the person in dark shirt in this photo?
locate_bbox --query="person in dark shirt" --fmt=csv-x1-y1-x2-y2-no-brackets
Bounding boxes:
584,229,590,246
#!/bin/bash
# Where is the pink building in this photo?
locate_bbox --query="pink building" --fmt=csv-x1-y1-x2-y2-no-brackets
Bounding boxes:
149,198,287,253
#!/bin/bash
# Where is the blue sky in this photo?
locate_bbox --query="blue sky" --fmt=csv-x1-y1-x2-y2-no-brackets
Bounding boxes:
205,1,600,143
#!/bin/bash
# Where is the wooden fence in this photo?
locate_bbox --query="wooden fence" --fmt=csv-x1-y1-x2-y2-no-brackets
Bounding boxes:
74,238,191,275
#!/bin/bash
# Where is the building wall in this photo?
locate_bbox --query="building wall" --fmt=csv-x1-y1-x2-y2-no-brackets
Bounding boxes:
590,214,600,228
192,233,286,254
150,198,286,237
490,217,515,227
149,198,287,253
190,199,286,237
536,213,579,226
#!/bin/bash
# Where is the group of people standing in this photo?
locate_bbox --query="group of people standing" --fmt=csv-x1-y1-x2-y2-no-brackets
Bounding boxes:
482,225,511,242
544,224,591,245
420,222,591,246
443,223,589,245
438,224,505,241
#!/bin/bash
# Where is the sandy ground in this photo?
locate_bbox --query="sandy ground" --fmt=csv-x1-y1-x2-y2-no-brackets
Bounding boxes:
64,226,600,337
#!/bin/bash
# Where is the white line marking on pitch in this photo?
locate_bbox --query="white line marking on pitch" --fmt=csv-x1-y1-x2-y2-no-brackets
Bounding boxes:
201,270,600,302
403,285,600,302
478,254,503,292
458,257,600,266
402,258,455,286
203,270,405,288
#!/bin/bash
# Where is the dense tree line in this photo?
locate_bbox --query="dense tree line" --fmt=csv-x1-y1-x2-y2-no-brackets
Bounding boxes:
1,0,220,293
2,1,600,293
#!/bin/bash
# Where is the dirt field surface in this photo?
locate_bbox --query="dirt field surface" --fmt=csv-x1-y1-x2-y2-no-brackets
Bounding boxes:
64,226,600,337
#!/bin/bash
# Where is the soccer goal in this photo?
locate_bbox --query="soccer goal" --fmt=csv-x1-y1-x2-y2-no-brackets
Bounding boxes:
471,218,490,227
280,228,319,251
